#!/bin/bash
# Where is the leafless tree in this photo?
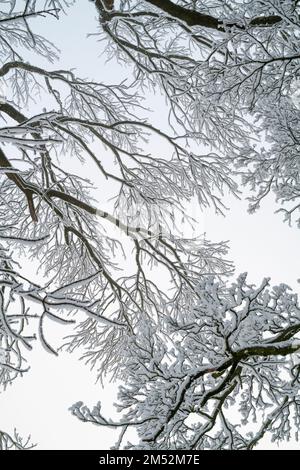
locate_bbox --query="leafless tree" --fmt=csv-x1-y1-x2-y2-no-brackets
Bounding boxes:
94,0,300,225
0,1,236,445
72,274,300,449
0,0,235,384
1,0,299,450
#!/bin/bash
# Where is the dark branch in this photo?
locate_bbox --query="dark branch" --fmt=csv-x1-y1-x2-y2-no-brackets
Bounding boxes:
142,0,282,31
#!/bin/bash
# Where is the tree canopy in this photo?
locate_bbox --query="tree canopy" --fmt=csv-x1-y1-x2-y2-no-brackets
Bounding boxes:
97,0,300,224
0,0,300,450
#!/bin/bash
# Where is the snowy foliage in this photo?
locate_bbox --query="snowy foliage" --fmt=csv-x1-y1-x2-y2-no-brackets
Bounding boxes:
71,274,300,449
97,0,300,226
0,0,234,389
0,0,300,450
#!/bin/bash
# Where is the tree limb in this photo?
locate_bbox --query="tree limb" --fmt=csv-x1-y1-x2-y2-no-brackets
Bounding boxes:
142,0,282,31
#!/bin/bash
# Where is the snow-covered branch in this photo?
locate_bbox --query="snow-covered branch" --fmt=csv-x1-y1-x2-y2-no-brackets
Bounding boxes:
72,274,300,449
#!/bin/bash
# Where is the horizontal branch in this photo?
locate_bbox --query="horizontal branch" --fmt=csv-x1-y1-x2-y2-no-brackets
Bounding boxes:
143,0,282,31
235,339,300,359
0,103,27,123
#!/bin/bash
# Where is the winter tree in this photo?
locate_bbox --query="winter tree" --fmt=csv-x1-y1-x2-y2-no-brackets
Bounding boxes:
72,274,300,449
0,428,34,450
95,0,300,226
0,0,299,450
0,0,233,383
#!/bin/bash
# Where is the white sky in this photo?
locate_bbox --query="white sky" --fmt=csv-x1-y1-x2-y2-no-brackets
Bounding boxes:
0,2,299,450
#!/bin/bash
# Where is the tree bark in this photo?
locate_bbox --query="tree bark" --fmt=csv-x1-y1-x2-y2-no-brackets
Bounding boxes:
143,0,282,31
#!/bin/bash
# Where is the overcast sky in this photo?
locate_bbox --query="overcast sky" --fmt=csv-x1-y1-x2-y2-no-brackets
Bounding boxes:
0,2,299,450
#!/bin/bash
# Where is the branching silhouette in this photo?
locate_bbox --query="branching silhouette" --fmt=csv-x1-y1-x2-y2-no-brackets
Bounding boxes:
1,0,299,450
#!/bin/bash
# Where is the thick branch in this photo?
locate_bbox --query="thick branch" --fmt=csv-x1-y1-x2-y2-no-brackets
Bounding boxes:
235,339,300,359
0,102,27,123
142,0,282,31
143,330,300,443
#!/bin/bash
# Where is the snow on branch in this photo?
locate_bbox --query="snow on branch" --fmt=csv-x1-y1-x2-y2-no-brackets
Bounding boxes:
71,274,300,449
